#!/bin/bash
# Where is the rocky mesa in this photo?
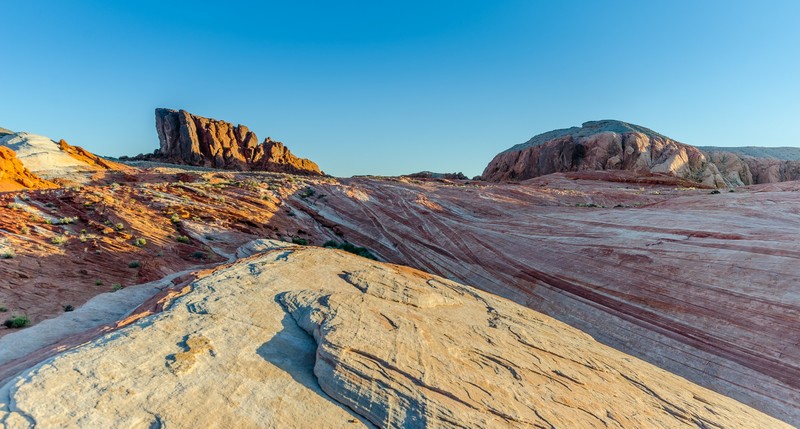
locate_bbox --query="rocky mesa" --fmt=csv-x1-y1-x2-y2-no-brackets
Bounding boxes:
0,244,788,428
151,108,323,175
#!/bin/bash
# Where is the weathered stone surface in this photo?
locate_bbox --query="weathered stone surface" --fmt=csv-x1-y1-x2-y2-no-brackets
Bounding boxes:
0,246,788,428
0,132,130,184
283,174,800,425
0,146,56,191
153,108,323,175
482,120,727,186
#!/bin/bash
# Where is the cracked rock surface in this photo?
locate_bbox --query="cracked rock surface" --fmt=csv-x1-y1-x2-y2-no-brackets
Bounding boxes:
0,246,789,428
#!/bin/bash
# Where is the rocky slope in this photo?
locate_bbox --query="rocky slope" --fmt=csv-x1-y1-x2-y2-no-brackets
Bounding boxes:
0,244,788,428
0,147,56,191
1,169,798,425
151,108,323,175
0,132,131,184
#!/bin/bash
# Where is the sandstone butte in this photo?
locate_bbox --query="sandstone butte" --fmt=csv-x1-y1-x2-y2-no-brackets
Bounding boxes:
482,119,800,186
0,244,790,428
150,108,323,175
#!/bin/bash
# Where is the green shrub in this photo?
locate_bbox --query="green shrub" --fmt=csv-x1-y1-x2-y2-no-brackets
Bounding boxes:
170,213,181,224
63,304,75,312
191,251,207,260
133,238,147,247
322,240,377,260
291,237,308,246
0,306,7,312
175,235,190,244
112,283,124,292
4,315,30,329
57,216,77,225
128,260,141,268
0,250,14,259
95,279,103,286
50,235,67,245
114,222,125,231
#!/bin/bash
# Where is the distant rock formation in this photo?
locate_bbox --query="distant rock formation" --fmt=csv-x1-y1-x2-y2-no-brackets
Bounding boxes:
0,244,788,428
482,120,800,187
152,108,322,175
482,120,728,187
0,146,57,191
405,171,468,180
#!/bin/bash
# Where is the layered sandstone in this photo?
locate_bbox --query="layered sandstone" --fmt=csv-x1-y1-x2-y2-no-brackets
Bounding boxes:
0,146,57,191
153,108,322,175
0,245,787,428
482,120,800,187
0,132,130,184
482,120,727,186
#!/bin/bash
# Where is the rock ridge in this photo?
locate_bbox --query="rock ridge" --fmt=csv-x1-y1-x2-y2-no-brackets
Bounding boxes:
151,108,323,175
482,119,800,186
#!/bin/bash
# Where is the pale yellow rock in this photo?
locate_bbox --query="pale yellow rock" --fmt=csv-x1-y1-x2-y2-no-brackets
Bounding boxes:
0,246,790,428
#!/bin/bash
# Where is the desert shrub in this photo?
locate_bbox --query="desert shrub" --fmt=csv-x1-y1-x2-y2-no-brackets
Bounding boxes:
128,260,141,268
191,251,207,260
63,304,75,312
0,249,14,259
300,187,316,198
291,237,308,246
170,213,181,224
20,226,30,234
710,189,721,194
112,283,124,291
175,235,190,243
57,216,77,224
95,279,103,286
114,223,125,231
322,240,377,260
4,315,30,329
133,238,147,247
0,306,7,312
51,235,67,245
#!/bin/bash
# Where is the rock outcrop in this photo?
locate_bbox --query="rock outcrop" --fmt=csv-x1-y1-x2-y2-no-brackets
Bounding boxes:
405,171,469,180
482,120,800,187
0,245,788,428
0,132,130,183
153,108,323,175
0,146,57,191
482,120,729,186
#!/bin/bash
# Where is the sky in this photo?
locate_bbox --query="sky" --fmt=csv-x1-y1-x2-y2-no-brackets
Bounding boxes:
1,1,799,178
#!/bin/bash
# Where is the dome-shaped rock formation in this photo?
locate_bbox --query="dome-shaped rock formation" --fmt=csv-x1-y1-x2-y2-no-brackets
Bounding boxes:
482,120,728,187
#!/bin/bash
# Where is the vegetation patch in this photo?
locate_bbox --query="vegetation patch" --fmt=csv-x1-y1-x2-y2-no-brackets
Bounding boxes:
322,240,378,260
4,315,31,329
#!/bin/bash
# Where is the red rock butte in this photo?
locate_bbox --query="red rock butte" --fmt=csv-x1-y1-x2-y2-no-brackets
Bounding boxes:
151,108,323,175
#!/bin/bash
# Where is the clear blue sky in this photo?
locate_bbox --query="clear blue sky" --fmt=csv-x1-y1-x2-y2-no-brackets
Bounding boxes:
1,1,798,177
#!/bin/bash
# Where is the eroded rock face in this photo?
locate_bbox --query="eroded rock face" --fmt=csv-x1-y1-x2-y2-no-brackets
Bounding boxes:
483,120,726,186
0,146,56,191
153,108,323,175
0,246,788,428
482,120,800,187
